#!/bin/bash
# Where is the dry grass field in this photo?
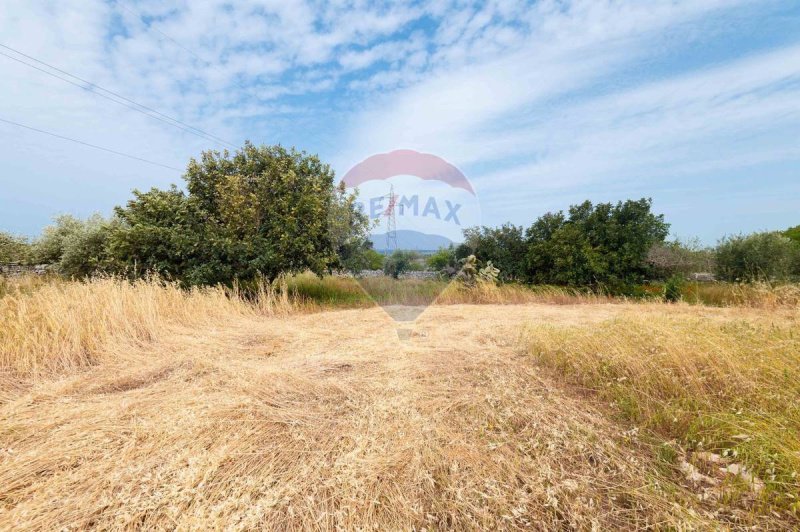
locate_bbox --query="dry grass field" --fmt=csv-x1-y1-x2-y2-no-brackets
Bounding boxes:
1,277,798,529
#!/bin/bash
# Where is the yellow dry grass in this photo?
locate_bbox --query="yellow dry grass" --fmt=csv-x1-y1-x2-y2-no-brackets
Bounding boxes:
1,278,798,529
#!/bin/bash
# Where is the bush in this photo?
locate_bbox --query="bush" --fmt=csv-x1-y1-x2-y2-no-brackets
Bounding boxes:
26,215,117,278
525,198,670,288
383,250,418,279
427,246,456,270
715,232,799,282
663,274,684,302
0,232,30,263
460,224,527,281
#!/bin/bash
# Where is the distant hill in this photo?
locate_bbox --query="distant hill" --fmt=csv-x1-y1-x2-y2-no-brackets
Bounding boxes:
369,230,454,253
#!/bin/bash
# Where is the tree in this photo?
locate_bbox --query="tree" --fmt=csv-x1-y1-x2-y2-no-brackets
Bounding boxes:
328,182,374,273
383,250,418,279
31,214,85,264
647,238,715,279
0,231,30,263
715,232,799,282
785,225,800,246
109,143,369,286
525,198,669,288
427,245,457,270
460,224,527,281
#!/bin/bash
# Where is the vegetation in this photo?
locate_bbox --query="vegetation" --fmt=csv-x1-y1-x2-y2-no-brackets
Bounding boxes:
382,250,422,279
526,313,800,515
459,224,527,281
715,232,800,282
647,238,715,278
0,231,30,263
1,275,797,528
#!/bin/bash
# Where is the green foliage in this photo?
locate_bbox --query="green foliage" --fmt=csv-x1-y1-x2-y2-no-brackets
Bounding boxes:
109,143,368,286
460,224,526,281
28,215,117,278
328,182,375,273
59,215,119,278
525,199,670,288
715,232,800,282
784,225,800,245
31,214,85,264
0,231,30,263
663,274,684,303
426,245,457,271
383,250,419,279
363,248,385,270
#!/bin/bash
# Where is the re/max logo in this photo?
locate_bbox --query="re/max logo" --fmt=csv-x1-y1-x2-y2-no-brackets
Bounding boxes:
357,195,462,225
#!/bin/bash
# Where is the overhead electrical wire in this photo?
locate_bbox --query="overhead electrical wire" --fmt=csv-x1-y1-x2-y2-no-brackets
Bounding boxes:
0,43,237,150
0,116,183,171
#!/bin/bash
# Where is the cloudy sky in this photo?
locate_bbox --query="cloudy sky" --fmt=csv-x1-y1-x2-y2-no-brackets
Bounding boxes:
1,0,798,243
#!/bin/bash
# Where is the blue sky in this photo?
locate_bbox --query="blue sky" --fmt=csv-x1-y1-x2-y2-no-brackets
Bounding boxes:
1,0,798,244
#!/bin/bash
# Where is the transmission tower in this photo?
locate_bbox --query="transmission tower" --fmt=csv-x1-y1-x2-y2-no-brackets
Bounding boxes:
383,184,398,252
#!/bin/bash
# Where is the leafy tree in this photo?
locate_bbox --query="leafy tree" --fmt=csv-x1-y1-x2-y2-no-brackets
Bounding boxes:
383,250,418,279
715,232,799,282
460,224,527,281
525,198,669,288
109,143,369,286
427,245,457,270
785,225,800,246
329,183,375,273
31,214,85,264
0,231,30,263
28,214,118,278
363,248,385,270
59,215,118,278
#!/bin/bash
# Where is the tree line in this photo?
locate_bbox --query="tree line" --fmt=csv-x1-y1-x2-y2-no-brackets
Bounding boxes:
1,143,798,288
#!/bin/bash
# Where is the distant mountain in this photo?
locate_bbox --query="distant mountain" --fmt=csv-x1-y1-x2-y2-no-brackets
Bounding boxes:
369,230,454,252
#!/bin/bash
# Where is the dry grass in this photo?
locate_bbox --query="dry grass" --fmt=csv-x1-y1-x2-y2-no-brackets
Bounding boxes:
525,310,800,517
1,277,798,529
0,276,296,378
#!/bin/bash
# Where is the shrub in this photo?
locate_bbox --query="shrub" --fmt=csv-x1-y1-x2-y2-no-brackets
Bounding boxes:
383,250,417,279
0,231,30,263
427,245,457,270
663,274,684,302
460,224,527,281
715,232,799,282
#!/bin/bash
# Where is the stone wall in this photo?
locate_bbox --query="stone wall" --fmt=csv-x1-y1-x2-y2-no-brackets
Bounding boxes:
0,263,49,276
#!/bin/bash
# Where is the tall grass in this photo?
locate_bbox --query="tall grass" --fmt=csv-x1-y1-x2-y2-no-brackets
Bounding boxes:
0,276,295,377
525,315,800,514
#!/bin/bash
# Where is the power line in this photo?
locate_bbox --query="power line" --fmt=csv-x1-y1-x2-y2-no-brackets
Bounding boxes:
0,43,237,149
114,0,254,95
0,116,183,171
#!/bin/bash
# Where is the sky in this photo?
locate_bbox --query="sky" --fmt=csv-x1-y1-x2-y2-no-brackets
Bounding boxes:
1,0,799,244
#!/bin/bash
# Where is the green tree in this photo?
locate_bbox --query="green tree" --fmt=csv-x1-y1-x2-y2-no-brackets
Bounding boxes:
31,214,85,264
461,224,527,281
383,250,418,279
426,245,457,270
785,225,800,246
525,198,669,288
0,232,30,263
715,232,799,282
109,143,368,286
